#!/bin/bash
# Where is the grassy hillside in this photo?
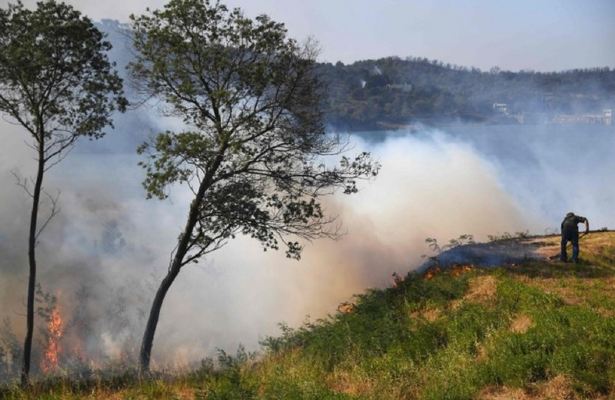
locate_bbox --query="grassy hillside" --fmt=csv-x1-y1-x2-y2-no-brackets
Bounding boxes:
3,232,615,399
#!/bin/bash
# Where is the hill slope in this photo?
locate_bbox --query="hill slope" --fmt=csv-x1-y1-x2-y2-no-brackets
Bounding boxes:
4,232,615,399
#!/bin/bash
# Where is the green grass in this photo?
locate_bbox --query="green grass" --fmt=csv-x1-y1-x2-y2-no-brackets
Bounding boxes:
3,232,615,399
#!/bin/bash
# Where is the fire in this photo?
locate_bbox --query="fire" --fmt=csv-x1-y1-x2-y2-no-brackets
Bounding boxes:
423,266,441,280
41,306,64,373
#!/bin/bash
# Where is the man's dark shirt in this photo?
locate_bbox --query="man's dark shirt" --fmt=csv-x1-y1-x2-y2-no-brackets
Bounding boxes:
561,215,587,236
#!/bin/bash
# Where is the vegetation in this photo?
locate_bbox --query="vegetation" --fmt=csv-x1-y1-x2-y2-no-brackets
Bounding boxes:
1,1,614,398
129,0,378,372
0,0,126,385
317,57,615,129
3,231,615,399
96,19,615,132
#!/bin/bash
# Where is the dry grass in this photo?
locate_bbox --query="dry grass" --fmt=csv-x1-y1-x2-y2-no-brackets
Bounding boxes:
510,232,615,314
464,275,498,303
337,301,356,314
478,385,528,400
479,375,578,400
326,369,373,396
410,306,442,322
449,274,497,311
510,314,533,334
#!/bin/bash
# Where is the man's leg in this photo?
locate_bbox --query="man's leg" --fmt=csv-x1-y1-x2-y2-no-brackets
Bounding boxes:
560,235,568,262
571,235,579,263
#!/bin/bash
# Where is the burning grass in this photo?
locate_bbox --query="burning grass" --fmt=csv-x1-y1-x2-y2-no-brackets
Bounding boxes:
40,307,64,374
3,232,615,399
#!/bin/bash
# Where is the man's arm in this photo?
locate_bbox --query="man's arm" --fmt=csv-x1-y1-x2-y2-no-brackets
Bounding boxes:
579,216,589,235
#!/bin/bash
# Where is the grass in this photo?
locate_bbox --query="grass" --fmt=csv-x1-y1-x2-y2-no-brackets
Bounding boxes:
3,232,615,399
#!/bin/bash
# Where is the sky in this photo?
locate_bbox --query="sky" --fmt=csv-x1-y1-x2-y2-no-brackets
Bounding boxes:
1,0,614,71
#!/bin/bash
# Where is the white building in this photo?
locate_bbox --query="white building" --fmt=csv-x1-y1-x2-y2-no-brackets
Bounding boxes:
492,103,508,114
604,109,613,126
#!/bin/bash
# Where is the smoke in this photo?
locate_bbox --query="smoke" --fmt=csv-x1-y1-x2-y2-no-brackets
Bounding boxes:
3,111,615,375
1,20,614,380
151,132,530,359
0,114,537,372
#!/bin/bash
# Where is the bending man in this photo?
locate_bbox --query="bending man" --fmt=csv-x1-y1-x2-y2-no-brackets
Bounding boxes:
560,212,589,263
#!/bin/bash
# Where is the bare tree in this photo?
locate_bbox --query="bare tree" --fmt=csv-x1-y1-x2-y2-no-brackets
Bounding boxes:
0,0,126,385
130,0,379,372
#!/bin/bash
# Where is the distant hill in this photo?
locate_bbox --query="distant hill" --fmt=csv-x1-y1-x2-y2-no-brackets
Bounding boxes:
317,57,615,130
92,20,615,148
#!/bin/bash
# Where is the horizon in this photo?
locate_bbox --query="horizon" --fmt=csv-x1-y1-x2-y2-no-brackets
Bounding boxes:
1,0,614,72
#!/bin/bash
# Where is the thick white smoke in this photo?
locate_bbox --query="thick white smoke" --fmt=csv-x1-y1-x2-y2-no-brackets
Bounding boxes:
2,104,614,374
151,131,533,362
1,119,535,368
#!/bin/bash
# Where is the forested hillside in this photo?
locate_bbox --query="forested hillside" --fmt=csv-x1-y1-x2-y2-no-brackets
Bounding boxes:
317,57,615,130
95,20,615,132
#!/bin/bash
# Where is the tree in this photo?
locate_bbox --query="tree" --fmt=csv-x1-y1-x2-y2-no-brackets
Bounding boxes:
0,0,126,385
130,0,379,372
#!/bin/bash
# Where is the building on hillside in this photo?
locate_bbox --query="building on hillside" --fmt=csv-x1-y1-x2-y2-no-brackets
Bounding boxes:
604,109,613,125
552,110,613,125
492,103,508,114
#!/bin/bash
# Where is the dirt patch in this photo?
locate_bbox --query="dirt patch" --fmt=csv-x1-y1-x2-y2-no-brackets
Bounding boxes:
510,314,533,334
464,275,497,303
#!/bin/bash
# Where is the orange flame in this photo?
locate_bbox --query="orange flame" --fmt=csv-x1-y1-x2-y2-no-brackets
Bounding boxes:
41,306,64,373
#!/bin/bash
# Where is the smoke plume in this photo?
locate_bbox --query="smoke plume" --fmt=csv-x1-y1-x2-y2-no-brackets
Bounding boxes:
1,20,614,379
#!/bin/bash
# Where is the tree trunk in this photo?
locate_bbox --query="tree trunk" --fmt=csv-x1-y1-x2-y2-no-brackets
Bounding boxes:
139,264,180,372
139,198,200,373
21,140,45,387
138,143,227,374
139,141,228,374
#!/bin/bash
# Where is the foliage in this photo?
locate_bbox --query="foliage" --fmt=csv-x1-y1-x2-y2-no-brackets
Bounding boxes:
0,0,127,153
130,0,379,372
0,0,127,384
317,57,615,129
130,0,378,260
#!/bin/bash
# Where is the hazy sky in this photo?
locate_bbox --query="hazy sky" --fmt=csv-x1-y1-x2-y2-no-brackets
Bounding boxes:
2,0,614,71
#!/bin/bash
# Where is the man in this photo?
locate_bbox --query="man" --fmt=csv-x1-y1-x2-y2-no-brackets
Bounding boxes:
560,212,589,263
